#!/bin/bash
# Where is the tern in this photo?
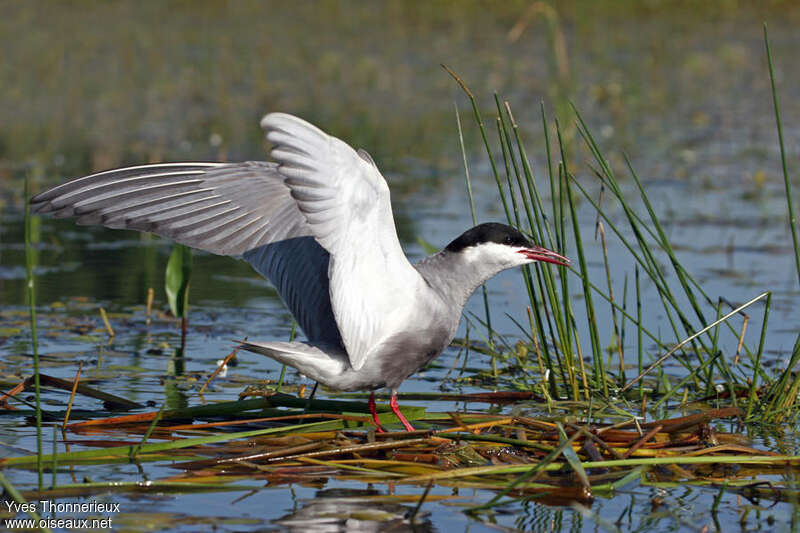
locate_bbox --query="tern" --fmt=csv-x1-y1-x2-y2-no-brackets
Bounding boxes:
30,113,569,432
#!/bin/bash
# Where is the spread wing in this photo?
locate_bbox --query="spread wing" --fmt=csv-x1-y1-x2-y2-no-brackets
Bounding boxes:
262,113,421,371
29,161,342,346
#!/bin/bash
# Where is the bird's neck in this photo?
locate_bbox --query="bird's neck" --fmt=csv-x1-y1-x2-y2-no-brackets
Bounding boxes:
414,249,508,312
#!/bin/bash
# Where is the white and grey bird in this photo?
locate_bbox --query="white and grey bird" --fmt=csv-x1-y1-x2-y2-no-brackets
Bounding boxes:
30,113,569,431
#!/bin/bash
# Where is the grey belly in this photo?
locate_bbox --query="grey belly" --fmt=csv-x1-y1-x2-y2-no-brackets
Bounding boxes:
332,326,453,391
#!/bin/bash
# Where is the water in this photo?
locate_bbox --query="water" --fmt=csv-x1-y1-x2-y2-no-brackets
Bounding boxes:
1,2,800,531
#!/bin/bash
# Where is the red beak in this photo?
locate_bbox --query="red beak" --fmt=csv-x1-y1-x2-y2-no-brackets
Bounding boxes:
518,246,570,267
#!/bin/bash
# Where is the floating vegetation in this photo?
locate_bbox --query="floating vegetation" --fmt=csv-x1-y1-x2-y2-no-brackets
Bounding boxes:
2,379,798,510
0,368,797,533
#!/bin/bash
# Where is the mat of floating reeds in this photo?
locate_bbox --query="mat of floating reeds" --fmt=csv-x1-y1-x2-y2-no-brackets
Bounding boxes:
4,391,799,513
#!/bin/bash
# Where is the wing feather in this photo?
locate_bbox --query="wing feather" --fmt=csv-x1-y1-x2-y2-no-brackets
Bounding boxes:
30,160,342,346
261,113,421,371
30,112,422,369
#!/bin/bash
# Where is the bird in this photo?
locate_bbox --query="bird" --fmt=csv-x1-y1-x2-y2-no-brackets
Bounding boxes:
29,112,569,432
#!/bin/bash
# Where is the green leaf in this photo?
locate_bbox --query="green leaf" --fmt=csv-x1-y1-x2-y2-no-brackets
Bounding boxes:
165,244,192,318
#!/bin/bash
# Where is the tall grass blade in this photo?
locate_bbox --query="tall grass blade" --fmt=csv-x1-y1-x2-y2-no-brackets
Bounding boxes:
623,155,708,326
495,113,548,381
573,114,720,379
24,177,43,491
501,102,575,392
497,118,522,225
763,24,800,287
508,104,570,355
565,174,712,356
441,65,507,216
746,292,772,419
598,221,624,384
51,423,57,489
506,102,553,248
581,144,755,362
492,97,559,393
636,266,643,397
544,104,579,398
559,136,605,394
455,104,495,356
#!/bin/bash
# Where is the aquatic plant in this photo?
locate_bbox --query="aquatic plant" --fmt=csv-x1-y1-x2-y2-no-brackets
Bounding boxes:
441,26,799,425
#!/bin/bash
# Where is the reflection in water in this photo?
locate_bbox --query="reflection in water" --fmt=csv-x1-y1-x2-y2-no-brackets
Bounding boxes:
275,488,434,533
516,499,577,533
164,346,189,410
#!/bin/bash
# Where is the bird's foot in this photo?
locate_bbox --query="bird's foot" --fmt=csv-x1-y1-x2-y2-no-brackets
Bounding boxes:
368,392,386,433
389,393,415,432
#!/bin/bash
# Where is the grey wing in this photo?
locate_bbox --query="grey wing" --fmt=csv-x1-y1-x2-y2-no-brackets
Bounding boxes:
29,161,343,345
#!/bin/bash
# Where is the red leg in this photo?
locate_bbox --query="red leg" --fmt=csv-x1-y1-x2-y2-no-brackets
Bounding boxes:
368,391,385,433
389,392,415,432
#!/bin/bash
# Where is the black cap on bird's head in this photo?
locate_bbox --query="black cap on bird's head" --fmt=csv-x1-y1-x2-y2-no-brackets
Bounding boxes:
445,222,570,267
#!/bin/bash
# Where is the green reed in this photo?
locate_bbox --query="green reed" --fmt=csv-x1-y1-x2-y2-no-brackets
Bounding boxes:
445,59,790,413
764,24,800,288
454,104,496,368
23,177,43,491
736,28,800,423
